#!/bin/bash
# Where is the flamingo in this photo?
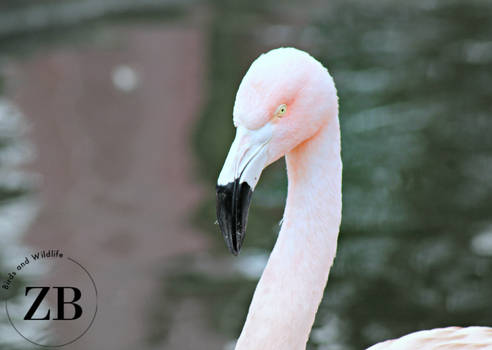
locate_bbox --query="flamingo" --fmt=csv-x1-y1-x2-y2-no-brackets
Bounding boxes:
215,47,492,349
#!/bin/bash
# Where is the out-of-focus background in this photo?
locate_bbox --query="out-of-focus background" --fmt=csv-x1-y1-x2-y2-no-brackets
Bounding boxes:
0,0,491,349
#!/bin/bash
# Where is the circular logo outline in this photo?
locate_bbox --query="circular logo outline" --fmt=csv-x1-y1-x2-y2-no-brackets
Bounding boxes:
5,257,98,348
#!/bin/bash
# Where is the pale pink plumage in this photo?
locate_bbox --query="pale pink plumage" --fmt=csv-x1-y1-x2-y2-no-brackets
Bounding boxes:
225,47,492,349
368,327,492,349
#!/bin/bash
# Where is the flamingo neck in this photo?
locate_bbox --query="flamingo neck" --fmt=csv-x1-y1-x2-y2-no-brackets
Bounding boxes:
235,118,342,350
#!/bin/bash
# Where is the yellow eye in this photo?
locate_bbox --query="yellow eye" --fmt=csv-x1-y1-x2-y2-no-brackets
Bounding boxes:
275,104,287,118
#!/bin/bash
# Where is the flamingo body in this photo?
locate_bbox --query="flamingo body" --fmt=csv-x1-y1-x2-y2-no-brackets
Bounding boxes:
368,327,492,349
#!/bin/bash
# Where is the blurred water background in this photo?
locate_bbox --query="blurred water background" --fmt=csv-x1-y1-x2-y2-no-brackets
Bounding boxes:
0,0,491,349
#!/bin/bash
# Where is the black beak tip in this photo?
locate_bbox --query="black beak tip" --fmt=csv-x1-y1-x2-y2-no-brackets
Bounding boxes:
229,245,240,256
216,180,253,256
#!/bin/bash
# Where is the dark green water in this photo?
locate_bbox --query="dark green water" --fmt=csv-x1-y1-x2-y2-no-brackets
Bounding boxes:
1,1,491,349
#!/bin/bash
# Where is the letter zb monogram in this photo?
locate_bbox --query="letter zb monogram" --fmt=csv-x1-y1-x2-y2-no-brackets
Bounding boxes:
24,287,83,320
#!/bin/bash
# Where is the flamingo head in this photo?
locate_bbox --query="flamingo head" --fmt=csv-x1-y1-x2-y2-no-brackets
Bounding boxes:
216,47,338,255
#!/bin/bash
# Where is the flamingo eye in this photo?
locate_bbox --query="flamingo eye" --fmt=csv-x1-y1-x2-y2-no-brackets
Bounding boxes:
274,104,287,118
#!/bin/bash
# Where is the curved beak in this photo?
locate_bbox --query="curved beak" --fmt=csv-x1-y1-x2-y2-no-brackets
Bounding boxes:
216,124,272,255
